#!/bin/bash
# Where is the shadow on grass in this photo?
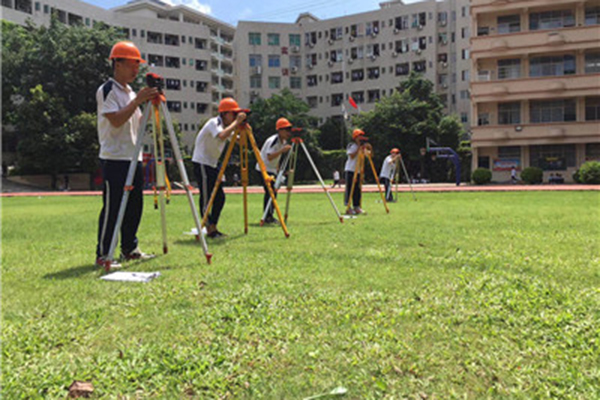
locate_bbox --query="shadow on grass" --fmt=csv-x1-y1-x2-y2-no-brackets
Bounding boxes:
43,257,167,280
173,232,247,247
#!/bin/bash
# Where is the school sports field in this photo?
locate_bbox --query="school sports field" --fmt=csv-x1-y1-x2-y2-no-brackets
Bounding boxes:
2,191,599,398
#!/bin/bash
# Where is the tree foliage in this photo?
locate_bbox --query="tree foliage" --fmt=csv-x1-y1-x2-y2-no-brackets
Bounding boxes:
2,18,124,187
352,72,464,181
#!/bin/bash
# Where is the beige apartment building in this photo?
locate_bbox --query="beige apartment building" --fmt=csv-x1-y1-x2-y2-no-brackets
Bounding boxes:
470,0,600,182
233,0,472,127
1,0,234,150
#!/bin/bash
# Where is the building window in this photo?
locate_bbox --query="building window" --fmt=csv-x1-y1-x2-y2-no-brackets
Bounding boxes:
585,97,600,121
196,81,207,92
461,70,470,81
307,96,318,108
367,90,380,103
330,27,343,40
166,101,181,113
290,55,301,69
290,76,302,89
530,55,575,77
586,143,600,161
530,144,576,170
461,49,470,60
147,31,163,44
249,54,262,67
460,90,469,100
268,55,280,68
530,99,576,123
367,67,380,80
15,0,32,13
585,52,600,73
267,33,280,46
497,15,520,34
351,91,364,104
307,75,318,87
478,113,490,126
498,102,521,125
165,56,180,68
498,146,521,160
477,26,490,36
412,61,426,73
497,59,521,80
148,54,164,67
585,7,600,26
351,69,364,81
269,76,281,89
460,113,468,123
166,79,181,90
195,60,207,71
331,72,343,84
196,103,208,114
195,38,206,49
331,93,343,106
529,10,575,31
478,156,490,169
249,32,261,45
289,34,301,47
165,34,179,46
396,63,409,76
250,75,262,89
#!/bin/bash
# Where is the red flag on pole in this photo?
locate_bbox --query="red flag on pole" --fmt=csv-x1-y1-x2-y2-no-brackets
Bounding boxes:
349,96,358,109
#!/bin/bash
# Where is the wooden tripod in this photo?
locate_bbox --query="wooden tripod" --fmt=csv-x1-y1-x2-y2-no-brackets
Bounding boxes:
346,143,390,214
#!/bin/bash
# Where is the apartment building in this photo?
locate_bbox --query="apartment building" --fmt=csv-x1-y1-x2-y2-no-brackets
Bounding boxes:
470,0,600,182
233,0,472,128
1,0,235,150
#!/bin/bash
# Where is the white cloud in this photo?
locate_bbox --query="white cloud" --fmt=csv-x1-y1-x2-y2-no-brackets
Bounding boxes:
162,0,212,15
237,7,253,21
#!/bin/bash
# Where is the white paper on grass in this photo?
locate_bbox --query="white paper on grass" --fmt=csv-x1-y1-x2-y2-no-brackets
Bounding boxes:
100,272,161,283
183,227,207,236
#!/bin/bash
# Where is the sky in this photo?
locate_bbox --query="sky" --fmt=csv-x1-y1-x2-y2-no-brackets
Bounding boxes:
82,0,421,26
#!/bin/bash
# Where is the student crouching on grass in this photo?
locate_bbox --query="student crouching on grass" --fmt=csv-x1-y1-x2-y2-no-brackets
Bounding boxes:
344,129,368,215
192,98,246,238
95,41,159,269
256,118,293,224
380,148,402,202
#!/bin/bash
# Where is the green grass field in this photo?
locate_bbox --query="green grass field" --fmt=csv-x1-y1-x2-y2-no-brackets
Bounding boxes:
2,191,599,399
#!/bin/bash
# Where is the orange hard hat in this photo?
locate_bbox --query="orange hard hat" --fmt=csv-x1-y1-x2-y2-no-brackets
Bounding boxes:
218,98,242,113
109,41,145,63
352,129,365,140
276,118,293,130
391,148,400,154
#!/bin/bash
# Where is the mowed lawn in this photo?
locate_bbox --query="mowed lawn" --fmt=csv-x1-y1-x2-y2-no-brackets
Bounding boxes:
2,191,599,399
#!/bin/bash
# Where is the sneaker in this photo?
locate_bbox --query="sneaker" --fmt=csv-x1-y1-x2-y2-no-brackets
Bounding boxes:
96,257,122,271
264,216,279,225
345,209,356,216
354,207,366,215
207,230,227,239
121,247,155,261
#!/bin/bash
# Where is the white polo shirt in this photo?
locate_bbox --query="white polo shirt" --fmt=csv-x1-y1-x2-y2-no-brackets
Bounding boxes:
344,143,359,172
380,155,397,179
192,116,228,168
96,78,142,161
255,134,287,174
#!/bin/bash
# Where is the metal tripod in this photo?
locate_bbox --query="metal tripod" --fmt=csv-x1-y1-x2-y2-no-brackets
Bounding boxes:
103,97,212,271
261,136,343,225
347,143,389,214
201,122,290,238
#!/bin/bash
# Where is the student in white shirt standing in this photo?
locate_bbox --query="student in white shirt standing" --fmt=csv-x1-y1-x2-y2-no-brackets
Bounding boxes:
344,129,368,215
96,41,159,269
192,98,246,238
256,118,293,224
380,148,402,202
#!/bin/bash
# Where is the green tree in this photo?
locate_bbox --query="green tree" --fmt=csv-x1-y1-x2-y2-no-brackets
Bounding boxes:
2,18,125,188
316,117,347,151
353,72,465,182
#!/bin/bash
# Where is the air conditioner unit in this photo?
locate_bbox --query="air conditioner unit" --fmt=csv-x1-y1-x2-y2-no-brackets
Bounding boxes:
370,54,377,60
392,51,398,57
441,20,447,27
291,66,299,73
250,90,258,96
415,49,422,55
253,66,262,75
417,24,424,30
328,39,334,45
308,64,314,69
292,46,300,53
442,39,448,45
308,42,315,48
442,62,448,68
349,35,355,42
348,58,354,64
371,31,378,38
442,83,448,88
394,28,400,34
328,60,334,67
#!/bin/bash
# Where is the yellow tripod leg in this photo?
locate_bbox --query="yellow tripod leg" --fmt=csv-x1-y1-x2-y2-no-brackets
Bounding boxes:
244,124,289,238
200,130,238,229
346,152,362,213
366,152,390,213
240,130,249,234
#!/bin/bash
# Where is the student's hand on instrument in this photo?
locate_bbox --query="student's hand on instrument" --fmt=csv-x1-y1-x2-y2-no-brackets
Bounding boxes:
282,145,292,153
235,112,247,125
136,87,159,104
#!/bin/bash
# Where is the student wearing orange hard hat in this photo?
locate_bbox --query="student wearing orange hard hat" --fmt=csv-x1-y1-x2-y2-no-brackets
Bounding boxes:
255,117,293,224
344,129,368,215
380,148,402,202
191,97,247,238
95,41,160,269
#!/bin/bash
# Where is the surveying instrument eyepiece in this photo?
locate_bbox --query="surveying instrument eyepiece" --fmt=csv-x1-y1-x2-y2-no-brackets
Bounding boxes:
145,72,164,92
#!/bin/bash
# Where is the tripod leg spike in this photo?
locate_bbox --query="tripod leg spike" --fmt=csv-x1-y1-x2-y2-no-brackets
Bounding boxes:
205,253,213,264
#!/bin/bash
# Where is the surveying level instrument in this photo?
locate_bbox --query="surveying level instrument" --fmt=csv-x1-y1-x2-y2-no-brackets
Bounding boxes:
346,141,390,214
103,73,212,271
201,114,290,238
261,128,343,225
393,152,417,202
